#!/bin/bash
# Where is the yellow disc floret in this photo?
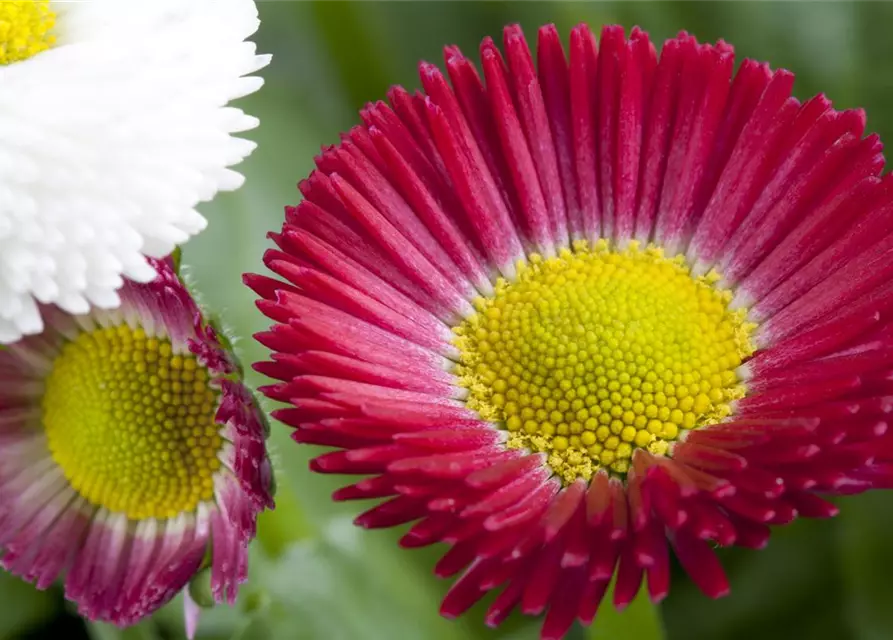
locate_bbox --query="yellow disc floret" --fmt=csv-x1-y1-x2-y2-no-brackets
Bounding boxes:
453,241,756,483
0,1,56,65
43,325,223,520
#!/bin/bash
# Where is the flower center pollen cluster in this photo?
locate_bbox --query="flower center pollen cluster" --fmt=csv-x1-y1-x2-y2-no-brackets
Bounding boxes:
43,325,223,520
0,0,56,65
453,241,756,483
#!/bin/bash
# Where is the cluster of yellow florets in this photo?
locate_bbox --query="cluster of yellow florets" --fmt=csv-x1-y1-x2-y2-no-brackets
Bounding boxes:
43,325,223,520
453,240,755,483
0,1,56,65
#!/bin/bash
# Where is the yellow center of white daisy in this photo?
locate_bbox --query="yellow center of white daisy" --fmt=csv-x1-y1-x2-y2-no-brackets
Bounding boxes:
454,241,756,483
0,0,56,65
42,325,224,520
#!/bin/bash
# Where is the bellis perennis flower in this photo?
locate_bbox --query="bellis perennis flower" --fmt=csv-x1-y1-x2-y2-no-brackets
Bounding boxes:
249,21,893,640
0,257,274,630
0,0,269,343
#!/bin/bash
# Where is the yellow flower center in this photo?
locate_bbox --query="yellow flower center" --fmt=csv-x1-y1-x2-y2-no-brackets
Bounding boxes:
454,241,756,483
43,325,224,520
0,0,56,65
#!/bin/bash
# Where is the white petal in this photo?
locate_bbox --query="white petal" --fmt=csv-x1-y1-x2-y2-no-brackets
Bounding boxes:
0,0,268,343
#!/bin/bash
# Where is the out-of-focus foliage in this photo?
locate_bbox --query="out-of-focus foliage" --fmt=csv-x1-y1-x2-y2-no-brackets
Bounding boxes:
7,2,893,639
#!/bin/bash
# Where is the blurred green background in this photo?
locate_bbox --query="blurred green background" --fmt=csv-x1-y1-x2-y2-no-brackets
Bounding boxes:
7,2,893,639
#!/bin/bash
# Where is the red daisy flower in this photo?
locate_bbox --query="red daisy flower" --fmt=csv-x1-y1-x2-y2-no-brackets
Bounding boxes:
248,23,893,639
0,257,274,632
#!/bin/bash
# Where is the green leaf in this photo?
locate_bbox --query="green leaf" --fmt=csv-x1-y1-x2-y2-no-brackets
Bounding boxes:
229,617,275,640
0,573,56,639
661,518,848,640
306,1,399,111
158,526,481,640
86,620,162,640
837,492,893,640
254,480,315,558
249,524,477,640
586,583,664,640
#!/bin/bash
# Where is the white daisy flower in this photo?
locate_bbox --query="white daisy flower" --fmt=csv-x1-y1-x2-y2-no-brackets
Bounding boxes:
0,0,269,343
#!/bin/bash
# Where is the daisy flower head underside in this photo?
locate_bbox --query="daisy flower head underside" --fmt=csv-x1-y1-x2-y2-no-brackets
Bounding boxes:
0,258,274,626
0,0,269,343
249,23,893,639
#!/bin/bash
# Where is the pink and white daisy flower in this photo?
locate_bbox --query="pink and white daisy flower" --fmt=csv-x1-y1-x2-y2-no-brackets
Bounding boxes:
0,257,274,629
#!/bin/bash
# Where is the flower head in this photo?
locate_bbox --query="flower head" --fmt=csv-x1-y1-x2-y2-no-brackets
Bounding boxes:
0,257,274,627
249,23,893,639
0,0,269,343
